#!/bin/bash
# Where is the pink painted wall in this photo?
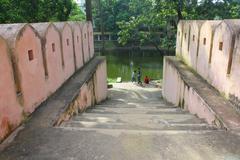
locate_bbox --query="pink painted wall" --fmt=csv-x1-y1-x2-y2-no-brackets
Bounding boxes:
0,21,108,142
80,23,90,63
176,20,240,102
196,21,220,80
162,58,181,106
44,24,65,93
229,32,240,99
55,23,75,81
176,21,184,57
70,22,84,70
94,60,108,103
0,37,22,141
87,21,94,59
188,21,204,70
181,21,192,65
163,57,216,125
209,20,238,96
15,25,47,114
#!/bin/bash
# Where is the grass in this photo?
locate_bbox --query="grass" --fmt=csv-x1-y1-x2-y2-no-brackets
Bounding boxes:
107,78,117,84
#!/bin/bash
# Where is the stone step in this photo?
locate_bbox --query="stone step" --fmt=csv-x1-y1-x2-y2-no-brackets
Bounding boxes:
85,107,187,115
95,103,177,108
57,126,221,135
61,120,216,131
72,113,206,125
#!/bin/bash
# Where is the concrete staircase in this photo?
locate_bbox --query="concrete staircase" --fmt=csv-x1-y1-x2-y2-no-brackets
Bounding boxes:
60,84,217,134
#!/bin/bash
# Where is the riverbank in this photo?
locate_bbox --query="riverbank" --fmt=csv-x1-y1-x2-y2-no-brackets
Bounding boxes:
100,50,164,82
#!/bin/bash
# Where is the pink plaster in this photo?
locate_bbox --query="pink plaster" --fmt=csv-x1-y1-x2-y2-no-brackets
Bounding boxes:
87,21,94,59
0,37,22,140
44,25,65,94
229,32,240,99
162,59,181,106
94,60,108,103
188,21,204,69
15,25,47,113
210,21,234,95
163,58,216,125
57,23,75,81
70,22,84,70
196,21,221,80
181,21,192,65
176,21,184,57
80,23,90,63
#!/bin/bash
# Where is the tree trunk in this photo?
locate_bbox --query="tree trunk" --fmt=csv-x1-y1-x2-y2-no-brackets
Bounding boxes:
85,0,92,21
176,0,183,22
97,0,105,51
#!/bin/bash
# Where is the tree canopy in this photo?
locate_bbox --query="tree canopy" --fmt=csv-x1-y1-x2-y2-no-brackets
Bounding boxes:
93,0,240,50
0,0,85,23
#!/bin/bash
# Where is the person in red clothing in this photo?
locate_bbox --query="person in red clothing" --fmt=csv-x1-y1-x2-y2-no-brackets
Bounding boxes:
144,76,150,84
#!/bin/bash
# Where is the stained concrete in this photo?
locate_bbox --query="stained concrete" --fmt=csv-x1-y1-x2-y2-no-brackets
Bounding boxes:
0,82,240,160
163,56,240,130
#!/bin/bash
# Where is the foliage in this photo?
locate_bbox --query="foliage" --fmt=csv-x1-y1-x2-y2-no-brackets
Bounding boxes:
68,2,86,21
0,0,85,23
93,0,240,51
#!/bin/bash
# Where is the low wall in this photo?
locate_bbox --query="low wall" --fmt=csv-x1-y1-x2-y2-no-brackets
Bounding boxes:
163,57,216,125
55,58,107,126
176,19,240,111
163,57,240,130
0,21,102,143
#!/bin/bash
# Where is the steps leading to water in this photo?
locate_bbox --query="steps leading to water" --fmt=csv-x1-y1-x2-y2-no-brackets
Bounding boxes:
60,85,219,134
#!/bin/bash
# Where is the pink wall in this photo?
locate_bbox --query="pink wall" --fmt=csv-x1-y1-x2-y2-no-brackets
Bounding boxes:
94,60,108,103
188,21,204,70
163,57,216,126
80,23,90,63
87,21,94,59
45,24,65,93
55,22,75,81
196,21,220,80
229,31,240,99
176,21,184,57
15,25,47,114
32,23,65,95
162,58,181,106
0,37,22,141
70,22,84,70
0,21,107,143
181,21,192,65
210,20,236,96
176,19,240,104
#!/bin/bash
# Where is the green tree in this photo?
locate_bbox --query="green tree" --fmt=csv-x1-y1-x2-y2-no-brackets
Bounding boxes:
0,0,84,23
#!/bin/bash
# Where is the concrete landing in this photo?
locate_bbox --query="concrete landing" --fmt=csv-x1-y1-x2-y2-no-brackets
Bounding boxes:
0,83,240,160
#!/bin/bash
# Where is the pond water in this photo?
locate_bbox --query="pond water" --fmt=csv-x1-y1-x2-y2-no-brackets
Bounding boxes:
100,50,164,82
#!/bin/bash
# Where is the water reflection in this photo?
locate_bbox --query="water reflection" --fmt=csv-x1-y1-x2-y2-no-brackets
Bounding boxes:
100,50,164,82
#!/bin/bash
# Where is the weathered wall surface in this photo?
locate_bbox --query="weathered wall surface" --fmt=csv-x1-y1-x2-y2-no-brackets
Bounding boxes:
80,23,90,63
55,59,108,125
32,23,65,96
196,21,220,80
163,57,216,125
162,57,240,130
94,60,108,103
0,21,102,143
188,21,204,70
55,22,75,81
181,20,192,65
0,37,23,141
175,19,240,110
87,21,94,59
69,22,84,70
176,21,183,56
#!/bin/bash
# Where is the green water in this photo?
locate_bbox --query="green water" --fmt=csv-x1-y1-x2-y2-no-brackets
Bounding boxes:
100,50,164,82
